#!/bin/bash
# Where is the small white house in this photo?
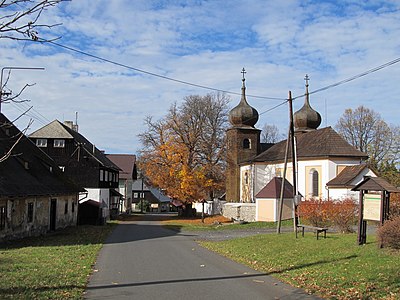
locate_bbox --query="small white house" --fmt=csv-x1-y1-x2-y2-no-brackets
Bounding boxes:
255,177,295,222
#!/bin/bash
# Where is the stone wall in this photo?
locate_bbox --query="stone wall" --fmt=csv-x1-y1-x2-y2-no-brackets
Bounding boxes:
0,194,78,242
222,203,256,222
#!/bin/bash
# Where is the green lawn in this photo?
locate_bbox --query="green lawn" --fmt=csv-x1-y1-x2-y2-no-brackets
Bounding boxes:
162,218,293,231
200,233,400,299
0,223,116,299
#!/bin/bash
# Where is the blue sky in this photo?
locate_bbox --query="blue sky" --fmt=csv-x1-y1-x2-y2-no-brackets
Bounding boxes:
2,0,400,154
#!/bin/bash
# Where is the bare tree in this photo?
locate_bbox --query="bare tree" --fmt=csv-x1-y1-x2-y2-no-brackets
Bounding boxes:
261,123,282,143
335,105,400,170
0,0,63,41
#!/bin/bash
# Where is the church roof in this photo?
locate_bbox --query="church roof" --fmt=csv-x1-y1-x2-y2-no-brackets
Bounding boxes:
255,177,294,198
250,127,368,164
326,164,371,188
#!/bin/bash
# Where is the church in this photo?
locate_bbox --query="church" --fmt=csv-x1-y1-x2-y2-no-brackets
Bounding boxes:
225,72,377,204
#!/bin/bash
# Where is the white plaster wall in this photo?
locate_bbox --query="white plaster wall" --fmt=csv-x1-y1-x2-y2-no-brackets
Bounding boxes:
240,159,369,203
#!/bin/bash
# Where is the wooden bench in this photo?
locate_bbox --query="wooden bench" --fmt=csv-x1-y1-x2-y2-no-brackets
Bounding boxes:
296,224,328,240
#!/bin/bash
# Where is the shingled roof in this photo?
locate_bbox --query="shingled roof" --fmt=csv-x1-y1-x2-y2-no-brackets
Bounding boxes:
0,114,84,197
29,120,120,171
250,127,368,164
352,177,400,193
106,154,136,180
326,164,370,188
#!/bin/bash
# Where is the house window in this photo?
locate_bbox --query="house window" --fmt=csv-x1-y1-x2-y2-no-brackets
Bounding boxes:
0,205,6,230
36,139,47,147
54,139,65,148
100,170,104,181
108,171,112,182
27,202,34,223
243,138,251,149
64,202,68,214
311,169,319,197
105,170,109,182
134,192,138,198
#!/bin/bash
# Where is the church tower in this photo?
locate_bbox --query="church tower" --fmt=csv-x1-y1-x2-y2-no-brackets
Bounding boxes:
225,69,261,202
294,74,322,133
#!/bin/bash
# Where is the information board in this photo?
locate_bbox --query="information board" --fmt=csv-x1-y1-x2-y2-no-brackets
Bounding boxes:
363,193,381,221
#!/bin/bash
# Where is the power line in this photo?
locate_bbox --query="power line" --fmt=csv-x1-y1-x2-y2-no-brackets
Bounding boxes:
43,40,285,101
293,56,400,101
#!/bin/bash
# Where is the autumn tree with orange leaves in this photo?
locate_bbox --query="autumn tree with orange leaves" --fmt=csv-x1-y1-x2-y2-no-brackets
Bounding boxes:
138,93,229,213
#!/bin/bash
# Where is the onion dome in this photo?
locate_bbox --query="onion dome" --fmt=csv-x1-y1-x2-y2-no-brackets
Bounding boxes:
229,68,259,128
294,74,321,132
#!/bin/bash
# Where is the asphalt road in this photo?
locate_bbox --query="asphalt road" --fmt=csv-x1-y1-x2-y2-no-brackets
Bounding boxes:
85,214,322,300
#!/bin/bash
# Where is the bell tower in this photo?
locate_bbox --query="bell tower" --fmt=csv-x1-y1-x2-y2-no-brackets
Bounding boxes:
225,69,261,202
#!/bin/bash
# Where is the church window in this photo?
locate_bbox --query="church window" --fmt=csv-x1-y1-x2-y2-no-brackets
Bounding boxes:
311,169,319,197
243,138,251,149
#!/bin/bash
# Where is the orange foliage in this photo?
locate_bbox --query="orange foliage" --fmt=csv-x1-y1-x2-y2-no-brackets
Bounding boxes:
139,134,216,203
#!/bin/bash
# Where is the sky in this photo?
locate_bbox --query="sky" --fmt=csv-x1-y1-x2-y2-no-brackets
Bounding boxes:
1,0,400,154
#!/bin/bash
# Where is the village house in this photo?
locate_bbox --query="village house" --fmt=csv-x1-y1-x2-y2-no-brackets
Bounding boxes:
28,120,120,225
224,74,377,221
0,113,83,241
132,177,172,212
106,154,136,214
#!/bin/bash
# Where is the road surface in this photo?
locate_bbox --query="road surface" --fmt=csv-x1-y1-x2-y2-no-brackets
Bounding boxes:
85,214,321,299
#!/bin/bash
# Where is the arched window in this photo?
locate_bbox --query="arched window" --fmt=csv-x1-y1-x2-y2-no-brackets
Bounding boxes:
243,138,251,149
311,169,319,197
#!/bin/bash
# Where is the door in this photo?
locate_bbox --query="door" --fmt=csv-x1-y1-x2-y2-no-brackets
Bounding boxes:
50,199,57,231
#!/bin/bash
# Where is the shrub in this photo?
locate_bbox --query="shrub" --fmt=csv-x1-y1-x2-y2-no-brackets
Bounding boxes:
298,198,332,227
329,198,358,233
298,198,358,233
377,216,400,249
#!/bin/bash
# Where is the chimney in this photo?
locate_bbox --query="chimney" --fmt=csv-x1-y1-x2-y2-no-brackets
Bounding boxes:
64,121,78,132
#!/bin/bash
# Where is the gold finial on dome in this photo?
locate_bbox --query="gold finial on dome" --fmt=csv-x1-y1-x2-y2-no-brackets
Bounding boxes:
293,74,322,133
228,68,259,128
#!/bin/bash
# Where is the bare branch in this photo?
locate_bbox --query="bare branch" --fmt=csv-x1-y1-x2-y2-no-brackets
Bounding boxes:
0,118,34,163
0,0,64,41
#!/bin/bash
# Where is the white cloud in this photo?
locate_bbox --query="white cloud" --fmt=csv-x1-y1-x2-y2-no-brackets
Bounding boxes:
1,0,399,154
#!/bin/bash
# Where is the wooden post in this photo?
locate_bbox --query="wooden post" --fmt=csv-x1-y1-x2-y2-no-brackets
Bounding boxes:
357,190,366,245
277,93,293,234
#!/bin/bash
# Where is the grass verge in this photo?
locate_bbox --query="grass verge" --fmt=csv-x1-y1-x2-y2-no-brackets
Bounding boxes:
0,223,116,299
162,215,293,231
200,233,400,299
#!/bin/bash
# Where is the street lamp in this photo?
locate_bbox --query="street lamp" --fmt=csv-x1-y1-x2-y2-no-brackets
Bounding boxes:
0,66,45,112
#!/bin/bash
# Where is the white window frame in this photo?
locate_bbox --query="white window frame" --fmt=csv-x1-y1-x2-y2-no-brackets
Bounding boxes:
36,139,47,147
54,139,65,148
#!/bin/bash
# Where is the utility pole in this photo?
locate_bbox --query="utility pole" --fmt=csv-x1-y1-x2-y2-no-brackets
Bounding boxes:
288,91,299,232
0,67,45,112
